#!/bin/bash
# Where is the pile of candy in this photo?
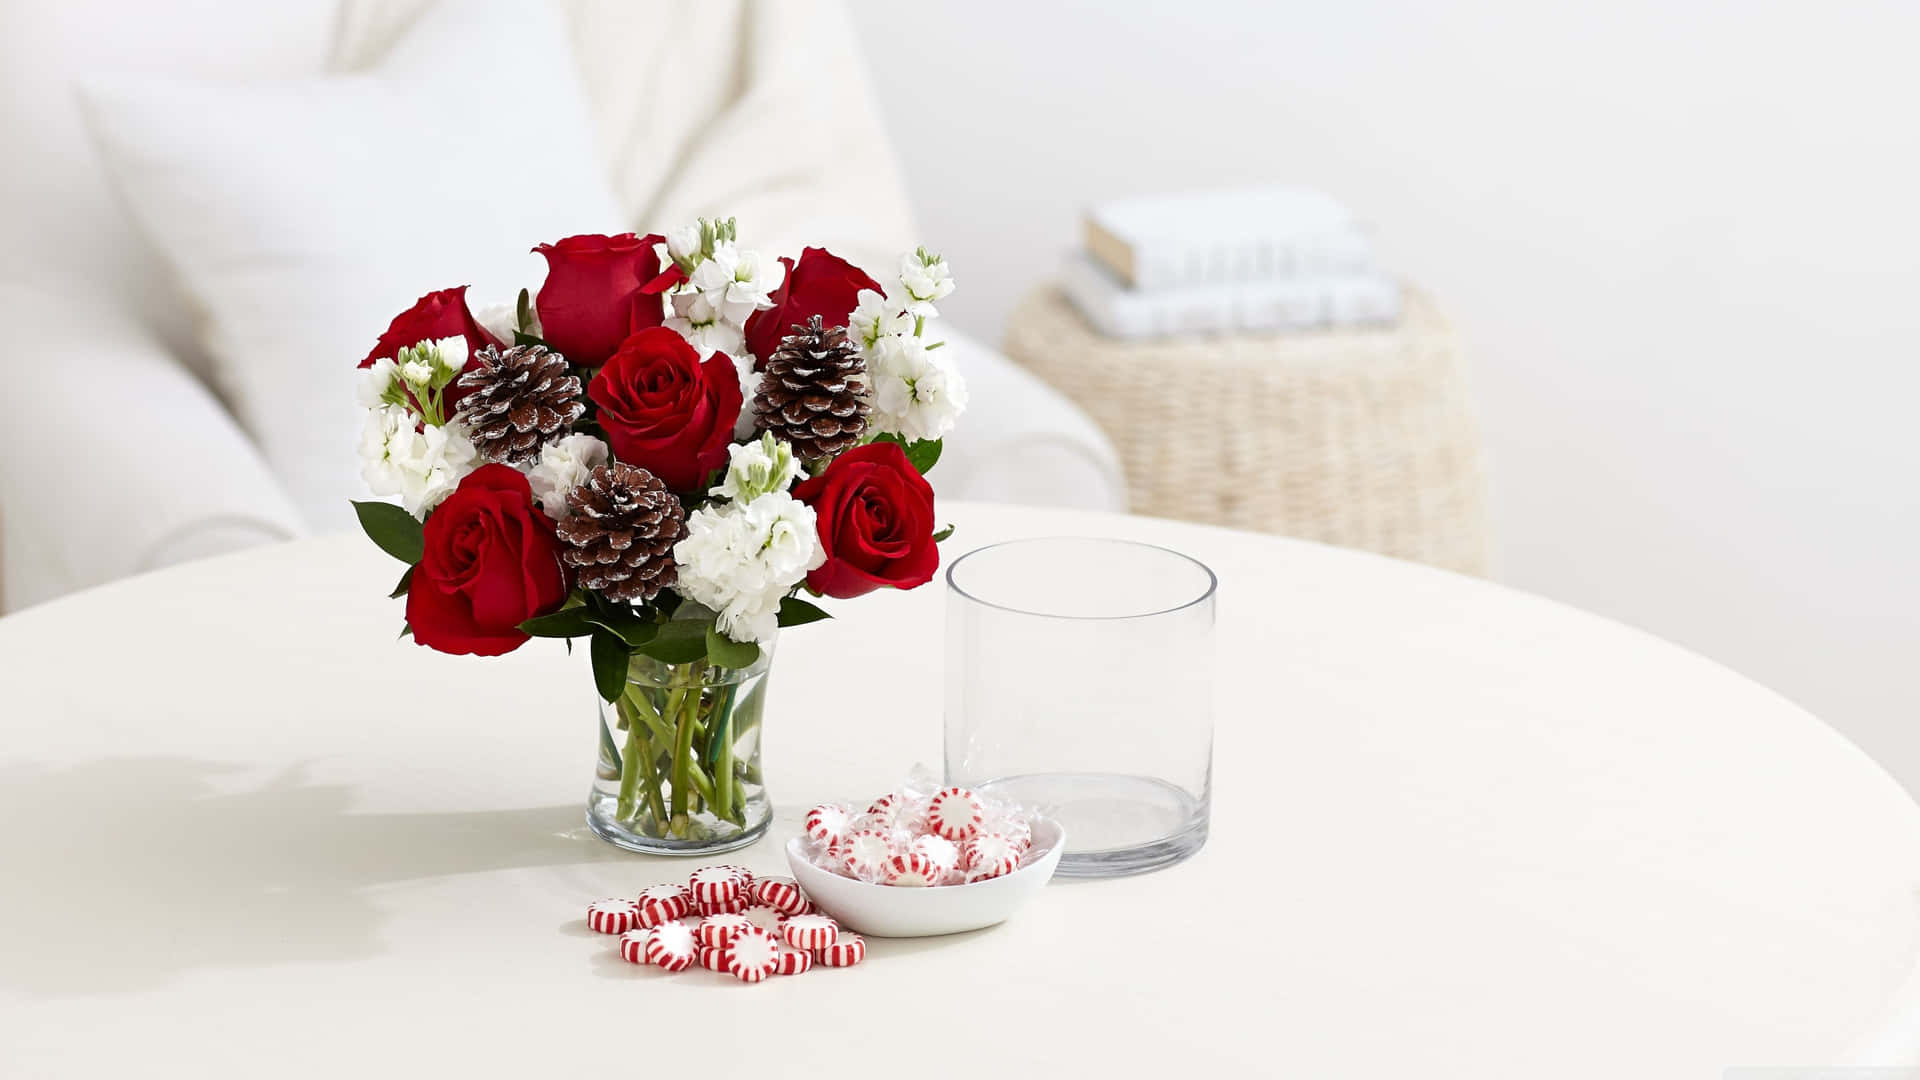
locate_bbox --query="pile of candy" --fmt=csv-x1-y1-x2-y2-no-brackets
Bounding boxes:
587,865,865,983
802,784,1040,886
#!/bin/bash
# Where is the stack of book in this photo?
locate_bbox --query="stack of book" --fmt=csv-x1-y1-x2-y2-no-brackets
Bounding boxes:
1062,187,1401,339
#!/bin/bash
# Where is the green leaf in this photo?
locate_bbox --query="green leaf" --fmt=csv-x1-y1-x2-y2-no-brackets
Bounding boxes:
515,287,533,334
776,596,832,628
519,607,595,638
638,618,709,664
932,524,955,543
873,433,943,475
580,602,659,648
513,330,547,348
352,500,425,564
389,566,414,598
705,624,761,670
590,629,630,704
398,622,412,640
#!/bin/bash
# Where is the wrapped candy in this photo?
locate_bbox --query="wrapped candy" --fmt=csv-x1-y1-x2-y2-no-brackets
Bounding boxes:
796,768,1049,887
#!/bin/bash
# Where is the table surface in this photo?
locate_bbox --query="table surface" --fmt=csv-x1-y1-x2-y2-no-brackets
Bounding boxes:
2,502,1916,1077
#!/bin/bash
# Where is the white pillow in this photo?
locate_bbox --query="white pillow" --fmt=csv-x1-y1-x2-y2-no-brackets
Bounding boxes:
78,0,625,530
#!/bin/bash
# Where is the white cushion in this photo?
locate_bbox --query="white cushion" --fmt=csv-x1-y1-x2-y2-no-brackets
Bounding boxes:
77,0,624,530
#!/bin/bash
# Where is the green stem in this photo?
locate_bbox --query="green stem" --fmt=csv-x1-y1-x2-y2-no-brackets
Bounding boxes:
614,700,646,822
667,687,693,829
711,685,738,823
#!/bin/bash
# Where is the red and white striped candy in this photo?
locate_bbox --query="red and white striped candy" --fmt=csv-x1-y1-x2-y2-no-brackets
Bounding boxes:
752,876,810,916
884,851,942,887
634,900,686,929
804,803,854,846
643,921,697,972
927,787,985,841
911,834,960,875
726,927,781,983
774,944,813,975
637,884,692,917
713,864,754,888
864,793,907,827
840,829,896,878
816,933,866,967
697,944,731,972
961,832,1023,878
688,866,745,904
697,912,754,948
697,894,751,916
1003,817,1033,851
783,914,839,951
741,904,787,936
587,898,640,935
618,928,650,964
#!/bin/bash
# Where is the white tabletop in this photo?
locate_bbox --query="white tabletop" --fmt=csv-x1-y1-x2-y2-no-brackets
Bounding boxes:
2,502,1915,1077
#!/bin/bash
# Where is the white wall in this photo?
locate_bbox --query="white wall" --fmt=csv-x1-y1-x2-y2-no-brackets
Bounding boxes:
848,1,1920,788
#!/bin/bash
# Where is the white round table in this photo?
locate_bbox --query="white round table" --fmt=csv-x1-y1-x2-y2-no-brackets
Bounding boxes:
2,502,1915,1077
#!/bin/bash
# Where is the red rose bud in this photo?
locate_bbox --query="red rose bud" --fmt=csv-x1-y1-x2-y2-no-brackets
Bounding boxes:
532,233,672,366
588,327,742,492
743,247,883,364
406,464,569,656
360,285,500,370
792,441,938,599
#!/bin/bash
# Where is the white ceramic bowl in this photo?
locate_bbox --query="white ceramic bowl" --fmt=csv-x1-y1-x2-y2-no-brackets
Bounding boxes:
784,820,1065,938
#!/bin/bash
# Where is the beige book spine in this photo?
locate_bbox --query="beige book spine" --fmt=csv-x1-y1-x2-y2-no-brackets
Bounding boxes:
1083,216,1137,287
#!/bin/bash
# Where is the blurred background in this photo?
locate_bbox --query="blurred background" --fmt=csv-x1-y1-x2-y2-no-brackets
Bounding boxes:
850,0,1920,788
1,0,1914,790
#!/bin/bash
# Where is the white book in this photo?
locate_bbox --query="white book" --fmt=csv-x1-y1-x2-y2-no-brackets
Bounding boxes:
1084,187,1380,291
1060,252,1400,340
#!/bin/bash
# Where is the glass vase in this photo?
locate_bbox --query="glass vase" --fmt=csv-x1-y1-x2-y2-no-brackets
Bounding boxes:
945,538,1216,877
586,642,775,855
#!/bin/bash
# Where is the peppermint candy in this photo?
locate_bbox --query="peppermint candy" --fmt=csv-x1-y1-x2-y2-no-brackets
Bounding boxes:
804,803,854,846
782,914,839,951
726,927,781,983
927,786,985,841
697,894,752,916
740,904,787,936
697,943,731,972
637,884,692,919
752,876,810,916
688,866,745,905
643,922,697,972
587,898,640,935
774,944,813,975
911,834,960,875
618,928,650,965
816,933,867,968
884,852,942,887
696,912,755,949
840,829,896,878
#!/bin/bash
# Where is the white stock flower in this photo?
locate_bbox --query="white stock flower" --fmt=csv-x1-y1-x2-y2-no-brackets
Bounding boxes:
672,492,825,644
400,358,435,387
690,244,784,326
726,351,762,440
711,433,804,502
849,288,913,352
870,335,968,442
357,405,480,519
474,299,538,344
526,434,610,519
899,249,955,317
357,356,401,408
666,314,745,358
665,222,705,268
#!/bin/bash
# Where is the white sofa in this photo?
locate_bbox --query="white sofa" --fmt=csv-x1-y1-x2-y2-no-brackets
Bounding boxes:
0,0,1124,612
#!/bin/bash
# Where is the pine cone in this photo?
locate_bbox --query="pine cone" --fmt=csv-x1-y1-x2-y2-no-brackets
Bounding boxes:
554,463,686,602
752,315,871,460
454,344,585,466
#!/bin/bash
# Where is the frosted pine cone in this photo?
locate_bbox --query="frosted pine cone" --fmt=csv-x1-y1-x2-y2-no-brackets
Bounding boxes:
454,344,585,466
751,316,870,461
554,463,685,602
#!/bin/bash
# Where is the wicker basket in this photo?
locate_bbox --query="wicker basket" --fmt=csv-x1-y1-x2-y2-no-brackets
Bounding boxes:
1002,286,1491,576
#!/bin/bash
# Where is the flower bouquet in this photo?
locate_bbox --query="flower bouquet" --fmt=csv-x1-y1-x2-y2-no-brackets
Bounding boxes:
351,220,964,854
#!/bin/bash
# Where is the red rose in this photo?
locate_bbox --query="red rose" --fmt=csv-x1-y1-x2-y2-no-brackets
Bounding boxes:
588,327,742,492
792,441,938,599
532,233,678,366
407,464,569,657
743,247,883,363
359,285,500,369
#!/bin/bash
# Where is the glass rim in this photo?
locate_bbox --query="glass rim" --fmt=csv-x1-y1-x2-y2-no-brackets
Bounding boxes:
944,536,1218,621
